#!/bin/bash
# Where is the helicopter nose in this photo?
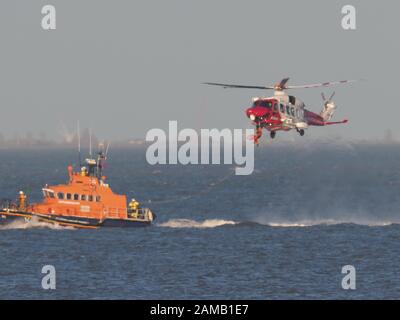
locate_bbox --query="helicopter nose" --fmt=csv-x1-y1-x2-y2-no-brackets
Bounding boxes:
246,107,255,120
246,107,267,120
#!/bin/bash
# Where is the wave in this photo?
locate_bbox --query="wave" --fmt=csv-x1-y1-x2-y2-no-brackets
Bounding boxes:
158,217,396,229
0,217,74,230
262,220,394,227
157,218,237,229
1,216,395,231
245,216,397,227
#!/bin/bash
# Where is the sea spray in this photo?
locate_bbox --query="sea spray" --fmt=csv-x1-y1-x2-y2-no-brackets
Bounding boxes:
0,217,74,230
157,218,236,229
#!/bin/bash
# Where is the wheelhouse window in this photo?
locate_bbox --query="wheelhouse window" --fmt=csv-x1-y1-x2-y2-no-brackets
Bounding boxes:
66,193,72,200
81,194,86,201
57,192,64,199
88,195,93,202
96,196,101,202
73,194,79,200
49,191,55,199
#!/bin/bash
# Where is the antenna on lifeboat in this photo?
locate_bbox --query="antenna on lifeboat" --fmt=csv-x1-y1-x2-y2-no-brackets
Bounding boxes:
105,141,110,158
97,140,109,180
89,128,92,158
77,120,81,167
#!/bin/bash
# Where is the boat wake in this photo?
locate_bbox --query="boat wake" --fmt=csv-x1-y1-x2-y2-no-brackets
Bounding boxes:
0,218,74,230
245,214,397,227
157,218,237,229
258,219,394,227
157,217,396,229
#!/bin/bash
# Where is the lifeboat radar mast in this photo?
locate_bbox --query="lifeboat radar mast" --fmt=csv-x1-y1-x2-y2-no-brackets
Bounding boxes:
81,142,109,180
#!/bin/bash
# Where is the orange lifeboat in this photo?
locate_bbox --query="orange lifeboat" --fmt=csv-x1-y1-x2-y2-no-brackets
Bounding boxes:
0,152,155,229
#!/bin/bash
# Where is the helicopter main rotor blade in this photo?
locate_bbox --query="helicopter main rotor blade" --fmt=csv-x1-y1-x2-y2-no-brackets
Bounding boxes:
204,79,360,91
203,82,275,90
286,79,358,89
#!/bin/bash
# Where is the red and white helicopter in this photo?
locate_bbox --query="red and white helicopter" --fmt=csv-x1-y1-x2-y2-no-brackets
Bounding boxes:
205,78,356,144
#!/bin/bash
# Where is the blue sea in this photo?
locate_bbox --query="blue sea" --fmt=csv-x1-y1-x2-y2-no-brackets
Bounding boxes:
1,143,400,299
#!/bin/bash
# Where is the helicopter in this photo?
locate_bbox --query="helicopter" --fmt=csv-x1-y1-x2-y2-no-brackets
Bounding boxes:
204,78,356,144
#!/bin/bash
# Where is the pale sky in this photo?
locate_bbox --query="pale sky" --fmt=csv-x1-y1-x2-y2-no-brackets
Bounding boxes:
0,1,397,141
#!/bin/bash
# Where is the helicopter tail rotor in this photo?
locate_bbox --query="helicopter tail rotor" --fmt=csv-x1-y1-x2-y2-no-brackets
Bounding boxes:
321,91,336,103
320,91,337,121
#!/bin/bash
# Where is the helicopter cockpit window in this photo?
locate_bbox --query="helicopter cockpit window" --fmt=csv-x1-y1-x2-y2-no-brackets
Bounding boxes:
286,105,290,115
253,100,272,109
290,107,295,117
280,104,284,113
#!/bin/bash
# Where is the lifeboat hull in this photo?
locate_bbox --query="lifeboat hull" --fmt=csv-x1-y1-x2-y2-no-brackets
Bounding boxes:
0,211,31,224
0,210,153,229
35,213,153,228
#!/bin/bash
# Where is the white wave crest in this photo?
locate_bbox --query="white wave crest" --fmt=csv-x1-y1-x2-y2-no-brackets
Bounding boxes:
0,217,74,230
158,218,236,229
259,219,395,227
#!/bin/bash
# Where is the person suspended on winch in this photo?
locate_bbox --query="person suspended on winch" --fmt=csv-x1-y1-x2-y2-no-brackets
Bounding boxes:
254,125,263,146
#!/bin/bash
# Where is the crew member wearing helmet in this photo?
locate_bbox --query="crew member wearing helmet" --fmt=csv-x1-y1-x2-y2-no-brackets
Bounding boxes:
129,198,140,218
18,191,27,211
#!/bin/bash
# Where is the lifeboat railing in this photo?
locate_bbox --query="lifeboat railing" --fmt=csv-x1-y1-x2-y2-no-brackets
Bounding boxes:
0,199,17,211
127,208,153,221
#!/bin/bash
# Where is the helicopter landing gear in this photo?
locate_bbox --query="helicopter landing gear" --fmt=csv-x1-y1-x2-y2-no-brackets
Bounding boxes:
297,129,305,136
270,131,276,139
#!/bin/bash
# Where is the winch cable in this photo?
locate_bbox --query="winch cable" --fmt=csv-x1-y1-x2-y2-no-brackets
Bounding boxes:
144,163,306,205
145,167,236,204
